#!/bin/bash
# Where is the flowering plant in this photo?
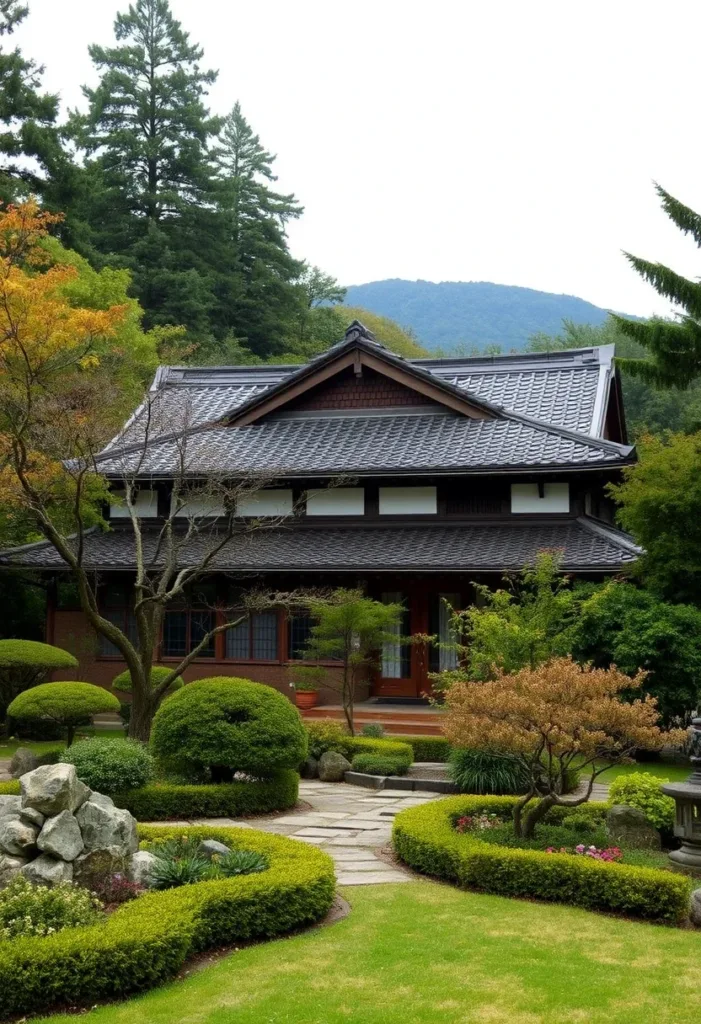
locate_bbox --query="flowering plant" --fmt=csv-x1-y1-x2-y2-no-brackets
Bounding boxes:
0,876,103,939
90,873,144,906
455,813,504,833
545,844,623,862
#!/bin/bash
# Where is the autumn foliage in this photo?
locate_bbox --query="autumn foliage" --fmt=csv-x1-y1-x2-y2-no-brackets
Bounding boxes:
443,656,683,837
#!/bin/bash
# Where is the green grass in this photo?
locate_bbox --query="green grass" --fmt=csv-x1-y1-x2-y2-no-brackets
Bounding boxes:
0,727,124,759
594,759,690,784
35,881,701,1024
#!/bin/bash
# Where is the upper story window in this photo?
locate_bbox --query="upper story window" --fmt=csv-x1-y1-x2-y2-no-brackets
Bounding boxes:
378,486,437,515
109,489,158,518
511,482,569,514
306,487,365,516
236,489,293,517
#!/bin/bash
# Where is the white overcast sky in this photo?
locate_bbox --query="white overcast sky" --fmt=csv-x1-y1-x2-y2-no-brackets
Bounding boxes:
14,0,701,316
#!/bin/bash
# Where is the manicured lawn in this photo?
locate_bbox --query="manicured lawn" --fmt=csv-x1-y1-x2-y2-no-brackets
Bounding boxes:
594,759,690,783
0,727,124,759
36,881,701,1024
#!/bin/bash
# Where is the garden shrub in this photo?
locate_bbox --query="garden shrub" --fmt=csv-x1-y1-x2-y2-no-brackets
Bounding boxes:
0,639,78,723
112,666,183,695
392,795,690,925
608,772,676,832
60,737,155,793
351,752,412,776
151,677,307,780
344,736,413,761
305,720,348,759
449,749,533,795
0,876,102,939
113,769,299,820
401,735,451,762
0,824,335,1020
147,836,268,889
361,723,385,738
304,722,414,763
7,682,121,745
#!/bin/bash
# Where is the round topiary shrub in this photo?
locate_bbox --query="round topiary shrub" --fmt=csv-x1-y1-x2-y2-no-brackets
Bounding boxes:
60,737,156,793
0,639,78,722
112,666,184,695
151,677,308,781
7,682,121,746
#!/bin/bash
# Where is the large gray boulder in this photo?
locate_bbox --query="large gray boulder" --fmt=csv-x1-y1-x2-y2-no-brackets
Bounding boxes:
73,846,126,888
197,839,230,861
690,888,701,928
0,795,21,818
606,804,661,850
0,853,26,887
75,796,138,856
300,756,319,779
10,747,39,779
37,810,84,862
21,853,72,886
19,807,44,829
128,850,159,887
0,817,39,856
20,764,90,816
318,750,352,782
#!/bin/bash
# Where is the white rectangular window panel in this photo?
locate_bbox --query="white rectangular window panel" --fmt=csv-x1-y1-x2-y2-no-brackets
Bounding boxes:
306,487,365,516
236,489,293,517
110,489,158,518
379,486,437,515
170,495,226,519
511,482,570,514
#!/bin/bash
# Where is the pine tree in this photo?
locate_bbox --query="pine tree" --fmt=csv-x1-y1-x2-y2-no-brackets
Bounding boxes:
68,0,222,337
613,183,701,388
212,102,305,357
0,1,69,204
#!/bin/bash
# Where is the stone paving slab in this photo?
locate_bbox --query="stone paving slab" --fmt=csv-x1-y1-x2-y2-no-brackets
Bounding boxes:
336,871,411,885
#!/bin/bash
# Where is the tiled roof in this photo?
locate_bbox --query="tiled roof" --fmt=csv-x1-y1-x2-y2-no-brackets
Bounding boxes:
0,519,639,572
106,344,615,449
94,411,631,478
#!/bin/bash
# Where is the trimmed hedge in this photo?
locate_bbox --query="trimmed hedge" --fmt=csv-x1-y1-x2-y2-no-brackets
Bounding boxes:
351,753,411,776
0,824,335,1020
113,769,300,820
392,795,691,925
400,735,451,762
0,639,77,669
344,736,413,760
112,665,184,695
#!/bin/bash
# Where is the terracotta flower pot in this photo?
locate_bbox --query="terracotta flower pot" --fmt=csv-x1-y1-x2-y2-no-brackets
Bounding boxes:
295,690,320,710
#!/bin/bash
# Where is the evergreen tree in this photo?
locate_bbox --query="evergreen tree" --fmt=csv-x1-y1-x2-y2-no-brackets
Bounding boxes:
0,1,69,205
68,0,222,338
613,183,701,388
212,102,305,357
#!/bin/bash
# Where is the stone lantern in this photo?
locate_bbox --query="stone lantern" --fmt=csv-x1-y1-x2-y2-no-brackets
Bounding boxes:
663,717,701,870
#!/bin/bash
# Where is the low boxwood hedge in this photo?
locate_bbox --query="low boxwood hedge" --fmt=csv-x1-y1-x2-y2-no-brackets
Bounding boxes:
344,736,413,760
392,795,691,925
0,824,335,1020
400,735,451,762
113,769,299,820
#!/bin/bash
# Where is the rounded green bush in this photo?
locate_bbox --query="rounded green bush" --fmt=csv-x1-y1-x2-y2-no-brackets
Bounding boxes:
0,639,78,668
392,796,691,925
60,737,155,793
151,677,308,779
112,666,183,695
608,772,676,832
7,682,120,744
0,824,335,1020
351,752,411,776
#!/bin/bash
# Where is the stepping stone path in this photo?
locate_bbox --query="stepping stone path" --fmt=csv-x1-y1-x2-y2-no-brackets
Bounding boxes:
145,781,444,885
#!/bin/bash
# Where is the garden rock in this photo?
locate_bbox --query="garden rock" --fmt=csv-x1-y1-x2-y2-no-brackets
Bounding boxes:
318,750,352,782
9,747,39,778
21,852,73,886
75,796,138,855
73,846,126,887
37,810,84,862
0,817,39,856
197,839,231,860
19,806,44,828
300,756,318,779
690,888,701,928
20,764,90,816
606,804,661,850
0,795,21,818
128,850,158,887
0,854,26,886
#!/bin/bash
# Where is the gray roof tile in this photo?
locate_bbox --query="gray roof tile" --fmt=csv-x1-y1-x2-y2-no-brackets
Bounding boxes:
0,519,638,572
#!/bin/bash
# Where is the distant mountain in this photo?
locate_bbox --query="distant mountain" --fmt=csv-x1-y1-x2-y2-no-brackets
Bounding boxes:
342,279,621,352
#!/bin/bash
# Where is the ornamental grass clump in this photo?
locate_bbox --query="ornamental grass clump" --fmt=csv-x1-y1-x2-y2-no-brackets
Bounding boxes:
443,656,685,838
0,877,102,939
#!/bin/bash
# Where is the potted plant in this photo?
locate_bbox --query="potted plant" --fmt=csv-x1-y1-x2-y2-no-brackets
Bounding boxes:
290,665,325,710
